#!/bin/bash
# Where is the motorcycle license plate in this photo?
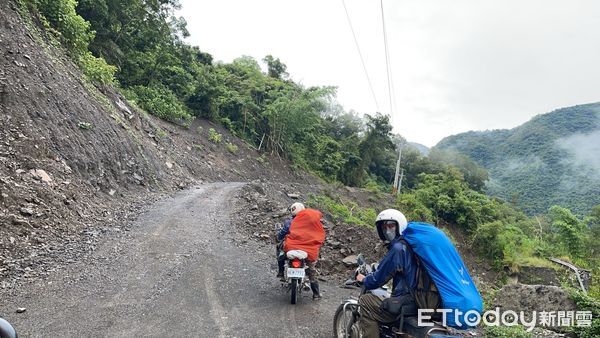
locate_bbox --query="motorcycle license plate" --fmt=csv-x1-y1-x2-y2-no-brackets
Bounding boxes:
287,268,305,278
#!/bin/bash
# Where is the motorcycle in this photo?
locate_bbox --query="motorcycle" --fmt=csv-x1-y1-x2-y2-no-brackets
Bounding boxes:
333,254,455,338
274,221,310,304
285,249,309,304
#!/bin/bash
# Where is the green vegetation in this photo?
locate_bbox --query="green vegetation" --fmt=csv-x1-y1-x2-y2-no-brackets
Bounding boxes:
19,0,426,187
484,325,532,338
435,103,600,216
308,194,377,228
208,128,222,143
256,154,268,165
22,0,116,84
226,142,238,154
569,290,600,338
79,51,117,85
394,149,599,274
124,86,192,126
156,129,168,139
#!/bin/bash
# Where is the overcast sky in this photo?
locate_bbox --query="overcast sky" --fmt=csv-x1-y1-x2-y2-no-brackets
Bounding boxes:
177,0,600,147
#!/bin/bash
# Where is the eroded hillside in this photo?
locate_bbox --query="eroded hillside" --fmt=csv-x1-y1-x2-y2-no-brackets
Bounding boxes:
0,0,316,289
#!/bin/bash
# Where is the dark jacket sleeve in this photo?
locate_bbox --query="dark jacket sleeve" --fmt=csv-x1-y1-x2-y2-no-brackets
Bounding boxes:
277,218,292,242
363,241,406,290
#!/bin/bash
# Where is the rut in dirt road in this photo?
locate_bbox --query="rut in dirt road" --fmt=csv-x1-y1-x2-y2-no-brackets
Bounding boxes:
0,182,352,337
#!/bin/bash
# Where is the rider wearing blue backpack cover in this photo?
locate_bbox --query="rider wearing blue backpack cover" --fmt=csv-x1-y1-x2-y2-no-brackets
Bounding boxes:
356,209,483,337
355,209,418,337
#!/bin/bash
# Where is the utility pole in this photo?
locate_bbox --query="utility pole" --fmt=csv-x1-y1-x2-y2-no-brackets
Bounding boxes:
392,147,402,194
398,168,404,194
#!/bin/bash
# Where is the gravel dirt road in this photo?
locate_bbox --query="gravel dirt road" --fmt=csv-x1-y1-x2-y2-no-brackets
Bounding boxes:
0,183,353,337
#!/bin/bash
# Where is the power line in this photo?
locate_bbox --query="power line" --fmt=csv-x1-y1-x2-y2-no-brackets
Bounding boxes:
341,0,380,112
380,0,394,116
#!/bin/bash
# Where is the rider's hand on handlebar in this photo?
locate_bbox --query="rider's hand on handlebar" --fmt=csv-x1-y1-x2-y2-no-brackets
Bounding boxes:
356,273,365,282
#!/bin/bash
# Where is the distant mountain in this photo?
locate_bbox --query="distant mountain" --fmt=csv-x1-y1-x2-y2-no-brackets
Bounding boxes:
408,142,429,156
435,103,600,215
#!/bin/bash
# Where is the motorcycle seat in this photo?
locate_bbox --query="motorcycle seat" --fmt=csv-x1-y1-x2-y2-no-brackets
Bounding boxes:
381,296,417,316
286,250,308,260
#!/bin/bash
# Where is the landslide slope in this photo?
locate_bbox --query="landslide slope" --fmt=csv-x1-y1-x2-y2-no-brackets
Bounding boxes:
0,1,313,289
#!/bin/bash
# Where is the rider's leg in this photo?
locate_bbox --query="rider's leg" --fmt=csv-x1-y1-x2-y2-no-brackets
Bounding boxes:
276,242,285,278
358,294,397,338
306,260,321,299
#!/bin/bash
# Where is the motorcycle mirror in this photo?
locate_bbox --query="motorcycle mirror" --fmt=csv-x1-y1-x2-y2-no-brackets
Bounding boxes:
356,253,365,266
0,318,17,338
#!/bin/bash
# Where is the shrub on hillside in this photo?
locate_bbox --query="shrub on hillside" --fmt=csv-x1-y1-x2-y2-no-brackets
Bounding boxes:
79,52,116,85
125,86,193,126
26,0,94,56
226,142,238,154
408,171,497,230
396,193,434,223
472,220,536,270
208,128,222,143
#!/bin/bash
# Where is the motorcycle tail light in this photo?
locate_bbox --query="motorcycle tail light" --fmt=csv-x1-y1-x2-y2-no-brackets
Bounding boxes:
291,259,301,268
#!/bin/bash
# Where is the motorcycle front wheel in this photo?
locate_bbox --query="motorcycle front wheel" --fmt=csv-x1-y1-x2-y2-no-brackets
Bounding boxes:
333,303,360,338
290,278,298,304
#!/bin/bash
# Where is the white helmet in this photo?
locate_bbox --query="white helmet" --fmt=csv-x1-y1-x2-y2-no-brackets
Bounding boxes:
375,209,408,241
289,202,305,216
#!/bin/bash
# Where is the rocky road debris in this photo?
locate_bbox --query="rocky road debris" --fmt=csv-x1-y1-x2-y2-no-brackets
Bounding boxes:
29,169,52,184
342,255,359,267
233,179,385,282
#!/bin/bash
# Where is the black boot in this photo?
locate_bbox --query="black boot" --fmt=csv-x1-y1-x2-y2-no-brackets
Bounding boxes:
310,282,322,300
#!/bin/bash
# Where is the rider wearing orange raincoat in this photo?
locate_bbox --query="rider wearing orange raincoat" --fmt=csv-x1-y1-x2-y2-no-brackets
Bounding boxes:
278,203,326,299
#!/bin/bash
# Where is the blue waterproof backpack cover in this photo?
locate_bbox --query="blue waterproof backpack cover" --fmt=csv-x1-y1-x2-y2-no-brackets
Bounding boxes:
403,222,483,328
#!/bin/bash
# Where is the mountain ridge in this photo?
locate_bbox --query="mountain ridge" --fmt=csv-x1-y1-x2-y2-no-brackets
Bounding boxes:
435,102,600,215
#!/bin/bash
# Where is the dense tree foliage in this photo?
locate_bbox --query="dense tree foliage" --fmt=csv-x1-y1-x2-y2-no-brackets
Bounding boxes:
22,0,407,186
435,104,600,215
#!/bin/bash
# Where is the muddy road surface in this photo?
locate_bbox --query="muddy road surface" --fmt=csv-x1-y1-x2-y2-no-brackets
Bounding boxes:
0,183,353,337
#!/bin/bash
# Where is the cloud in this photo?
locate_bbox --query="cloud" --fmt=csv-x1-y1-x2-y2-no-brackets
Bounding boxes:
556,129,600,180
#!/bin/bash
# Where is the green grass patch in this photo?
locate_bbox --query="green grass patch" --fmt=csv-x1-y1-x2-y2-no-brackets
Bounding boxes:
156,129,168,139
484,325,532,338
308,194,376,227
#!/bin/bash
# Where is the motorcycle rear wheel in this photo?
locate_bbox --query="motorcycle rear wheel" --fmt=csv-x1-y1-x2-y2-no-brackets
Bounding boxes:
290,279,298,304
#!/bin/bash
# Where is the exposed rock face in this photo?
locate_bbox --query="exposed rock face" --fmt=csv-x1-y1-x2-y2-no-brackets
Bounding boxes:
494,284,576,313
494,284,577,332
517,266,560,286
